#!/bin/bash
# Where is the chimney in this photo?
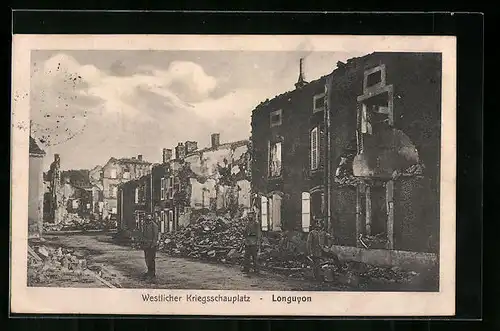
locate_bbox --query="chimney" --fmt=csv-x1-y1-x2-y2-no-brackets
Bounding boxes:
185,141,198,154
175,142,186,159
137,155,143,161
54,154,60,162
295,58,307,89
162,148,173,163
211,133,220,149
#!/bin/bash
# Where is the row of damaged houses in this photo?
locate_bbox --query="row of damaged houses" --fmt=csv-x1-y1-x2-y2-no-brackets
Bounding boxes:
115,52,441,265
116,134,252,236
30,51,441,267
34,149,152,230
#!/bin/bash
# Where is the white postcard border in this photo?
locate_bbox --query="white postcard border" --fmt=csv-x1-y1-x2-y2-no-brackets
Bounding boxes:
11,34,456,316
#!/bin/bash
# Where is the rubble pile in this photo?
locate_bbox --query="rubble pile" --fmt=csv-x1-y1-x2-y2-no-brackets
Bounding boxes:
27,244,94,286
259,252,310,278
342,261,421,286
155,215,426,288
400,163,425,177
43,214,115,232
258,242,308,271
160,216,247,263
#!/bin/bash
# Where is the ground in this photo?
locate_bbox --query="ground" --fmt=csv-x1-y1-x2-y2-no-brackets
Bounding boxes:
29,232,437,291
33,233,343,290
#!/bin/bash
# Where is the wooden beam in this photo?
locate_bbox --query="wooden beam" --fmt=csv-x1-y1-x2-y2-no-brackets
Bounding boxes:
85,269,117,288
27,245,42,262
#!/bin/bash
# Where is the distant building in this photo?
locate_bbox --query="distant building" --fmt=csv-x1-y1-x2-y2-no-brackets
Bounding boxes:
44,154,65,223
43,163,104,222
117,175,151,233
156,134,251,232
117,134,252,235
89,165,103,184
28,136,46,238
102,155,151,220
60,170,98,218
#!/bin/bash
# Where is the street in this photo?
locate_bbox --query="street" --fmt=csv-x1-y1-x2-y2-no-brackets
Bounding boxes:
36,233,346,291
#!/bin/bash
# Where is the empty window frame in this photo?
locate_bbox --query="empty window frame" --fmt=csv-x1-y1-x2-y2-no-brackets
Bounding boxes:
173,176,180,192
109,185,118,198
160,177,166,200
109,168,117,179
168,209,174,232
269,141,282,177
167,176,174,199
363,64,386,92
160,210,166,233
313,93,325,113
270,109,283,128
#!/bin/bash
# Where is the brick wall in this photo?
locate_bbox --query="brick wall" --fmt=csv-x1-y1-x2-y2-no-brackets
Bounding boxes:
251,78,327,231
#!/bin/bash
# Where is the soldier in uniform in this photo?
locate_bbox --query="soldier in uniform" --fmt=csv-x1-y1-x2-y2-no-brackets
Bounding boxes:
141,213,159,280
307,220,336,281
242,211,261,273
307,222,323,281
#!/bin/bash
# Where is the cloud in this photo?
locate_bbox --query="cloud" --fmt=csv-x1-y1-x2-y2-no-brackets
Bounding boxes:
166,61,217,101
30,52,248,170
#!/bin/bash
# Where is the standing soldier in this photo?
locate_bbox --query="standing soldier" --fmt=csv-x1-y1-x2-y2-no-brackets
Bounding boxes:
307,220,337,281
242,211,260,273
307,222,323,281
142,213,159,280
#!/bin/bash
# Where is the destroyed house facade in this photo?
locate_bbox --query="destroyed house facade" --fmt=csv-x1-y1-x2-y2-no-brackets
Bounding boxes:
43,164,104,223
29,136,46,237
102,155,151,220
44,154,63,223
59,170,94,217
252,52,441,255
117,175,151,233
328,52,441,254
117,134,252,235
251,63,330,233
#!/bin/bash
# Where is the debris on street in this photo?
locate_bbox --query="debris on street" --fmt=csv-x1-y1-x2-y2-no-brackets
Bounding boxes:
27,243,118,288
154,214,434,290
343,261,422,288
43,213,115,232
160,216,246,263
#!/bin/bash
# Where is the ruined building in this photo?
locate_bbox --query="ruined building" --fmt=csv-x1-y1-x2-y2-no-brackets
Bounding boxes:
43,157,105,223
28,136,46,237
102,155,151,220
251,58,329,232
251,53,441,257
117,133,252,234
44,154,65,223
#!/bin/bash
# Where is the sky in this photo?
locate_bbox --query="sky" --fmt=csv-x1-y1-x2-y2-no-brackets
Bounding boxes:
30,49,366,171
